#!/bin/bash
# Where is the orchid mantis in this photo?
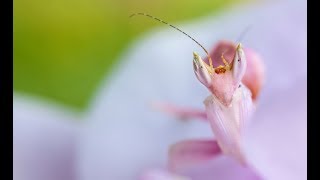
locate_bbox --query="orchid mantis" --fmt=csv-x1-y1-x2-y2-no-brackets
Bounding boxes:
130,13,264,171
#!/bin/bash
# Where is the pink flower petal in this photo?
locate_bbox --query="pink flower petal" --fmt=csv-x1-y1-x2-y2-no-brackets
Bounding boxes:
241,48,265,100
168,139,221,171
140,169,190,180
177,156,261,180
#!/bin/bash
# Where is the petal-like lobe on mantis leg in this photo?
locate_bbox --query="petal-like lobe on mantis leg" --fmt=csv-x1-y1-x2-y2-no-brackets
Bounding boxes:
204,85,253,163
168,139,221,171
151,102,207,120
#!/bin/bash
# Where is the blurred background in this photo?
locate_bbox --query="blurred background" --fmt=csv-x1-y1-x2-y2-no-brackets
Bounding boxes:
14,0,251,111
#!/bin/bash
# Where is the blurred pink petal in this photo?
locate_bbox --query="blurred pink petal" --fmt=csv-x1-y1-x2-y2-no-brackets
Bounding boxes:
168,139,221,171
13,95,81,180
140,169,190,180
241,48,265,100
176,156,261,180
203,40,236,68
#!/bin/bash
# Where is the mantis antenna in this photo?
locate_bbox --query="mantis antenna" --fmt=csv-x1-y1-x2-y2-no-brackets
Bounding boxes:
236,24,253,43
130,13,214,72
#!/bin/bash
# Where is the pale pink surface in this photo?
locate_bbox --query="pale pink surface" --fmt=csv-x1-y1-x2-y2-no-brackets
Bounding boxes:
243,78,307,180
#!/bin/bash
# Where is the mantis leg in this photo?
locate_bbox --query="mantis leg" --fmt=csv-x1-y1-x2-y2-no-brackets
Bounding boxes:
151,102,207,121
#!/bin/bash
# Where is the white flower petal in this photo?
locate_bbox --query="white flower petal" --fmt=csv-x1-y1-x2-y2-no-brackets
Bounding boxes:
13,94,81,180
